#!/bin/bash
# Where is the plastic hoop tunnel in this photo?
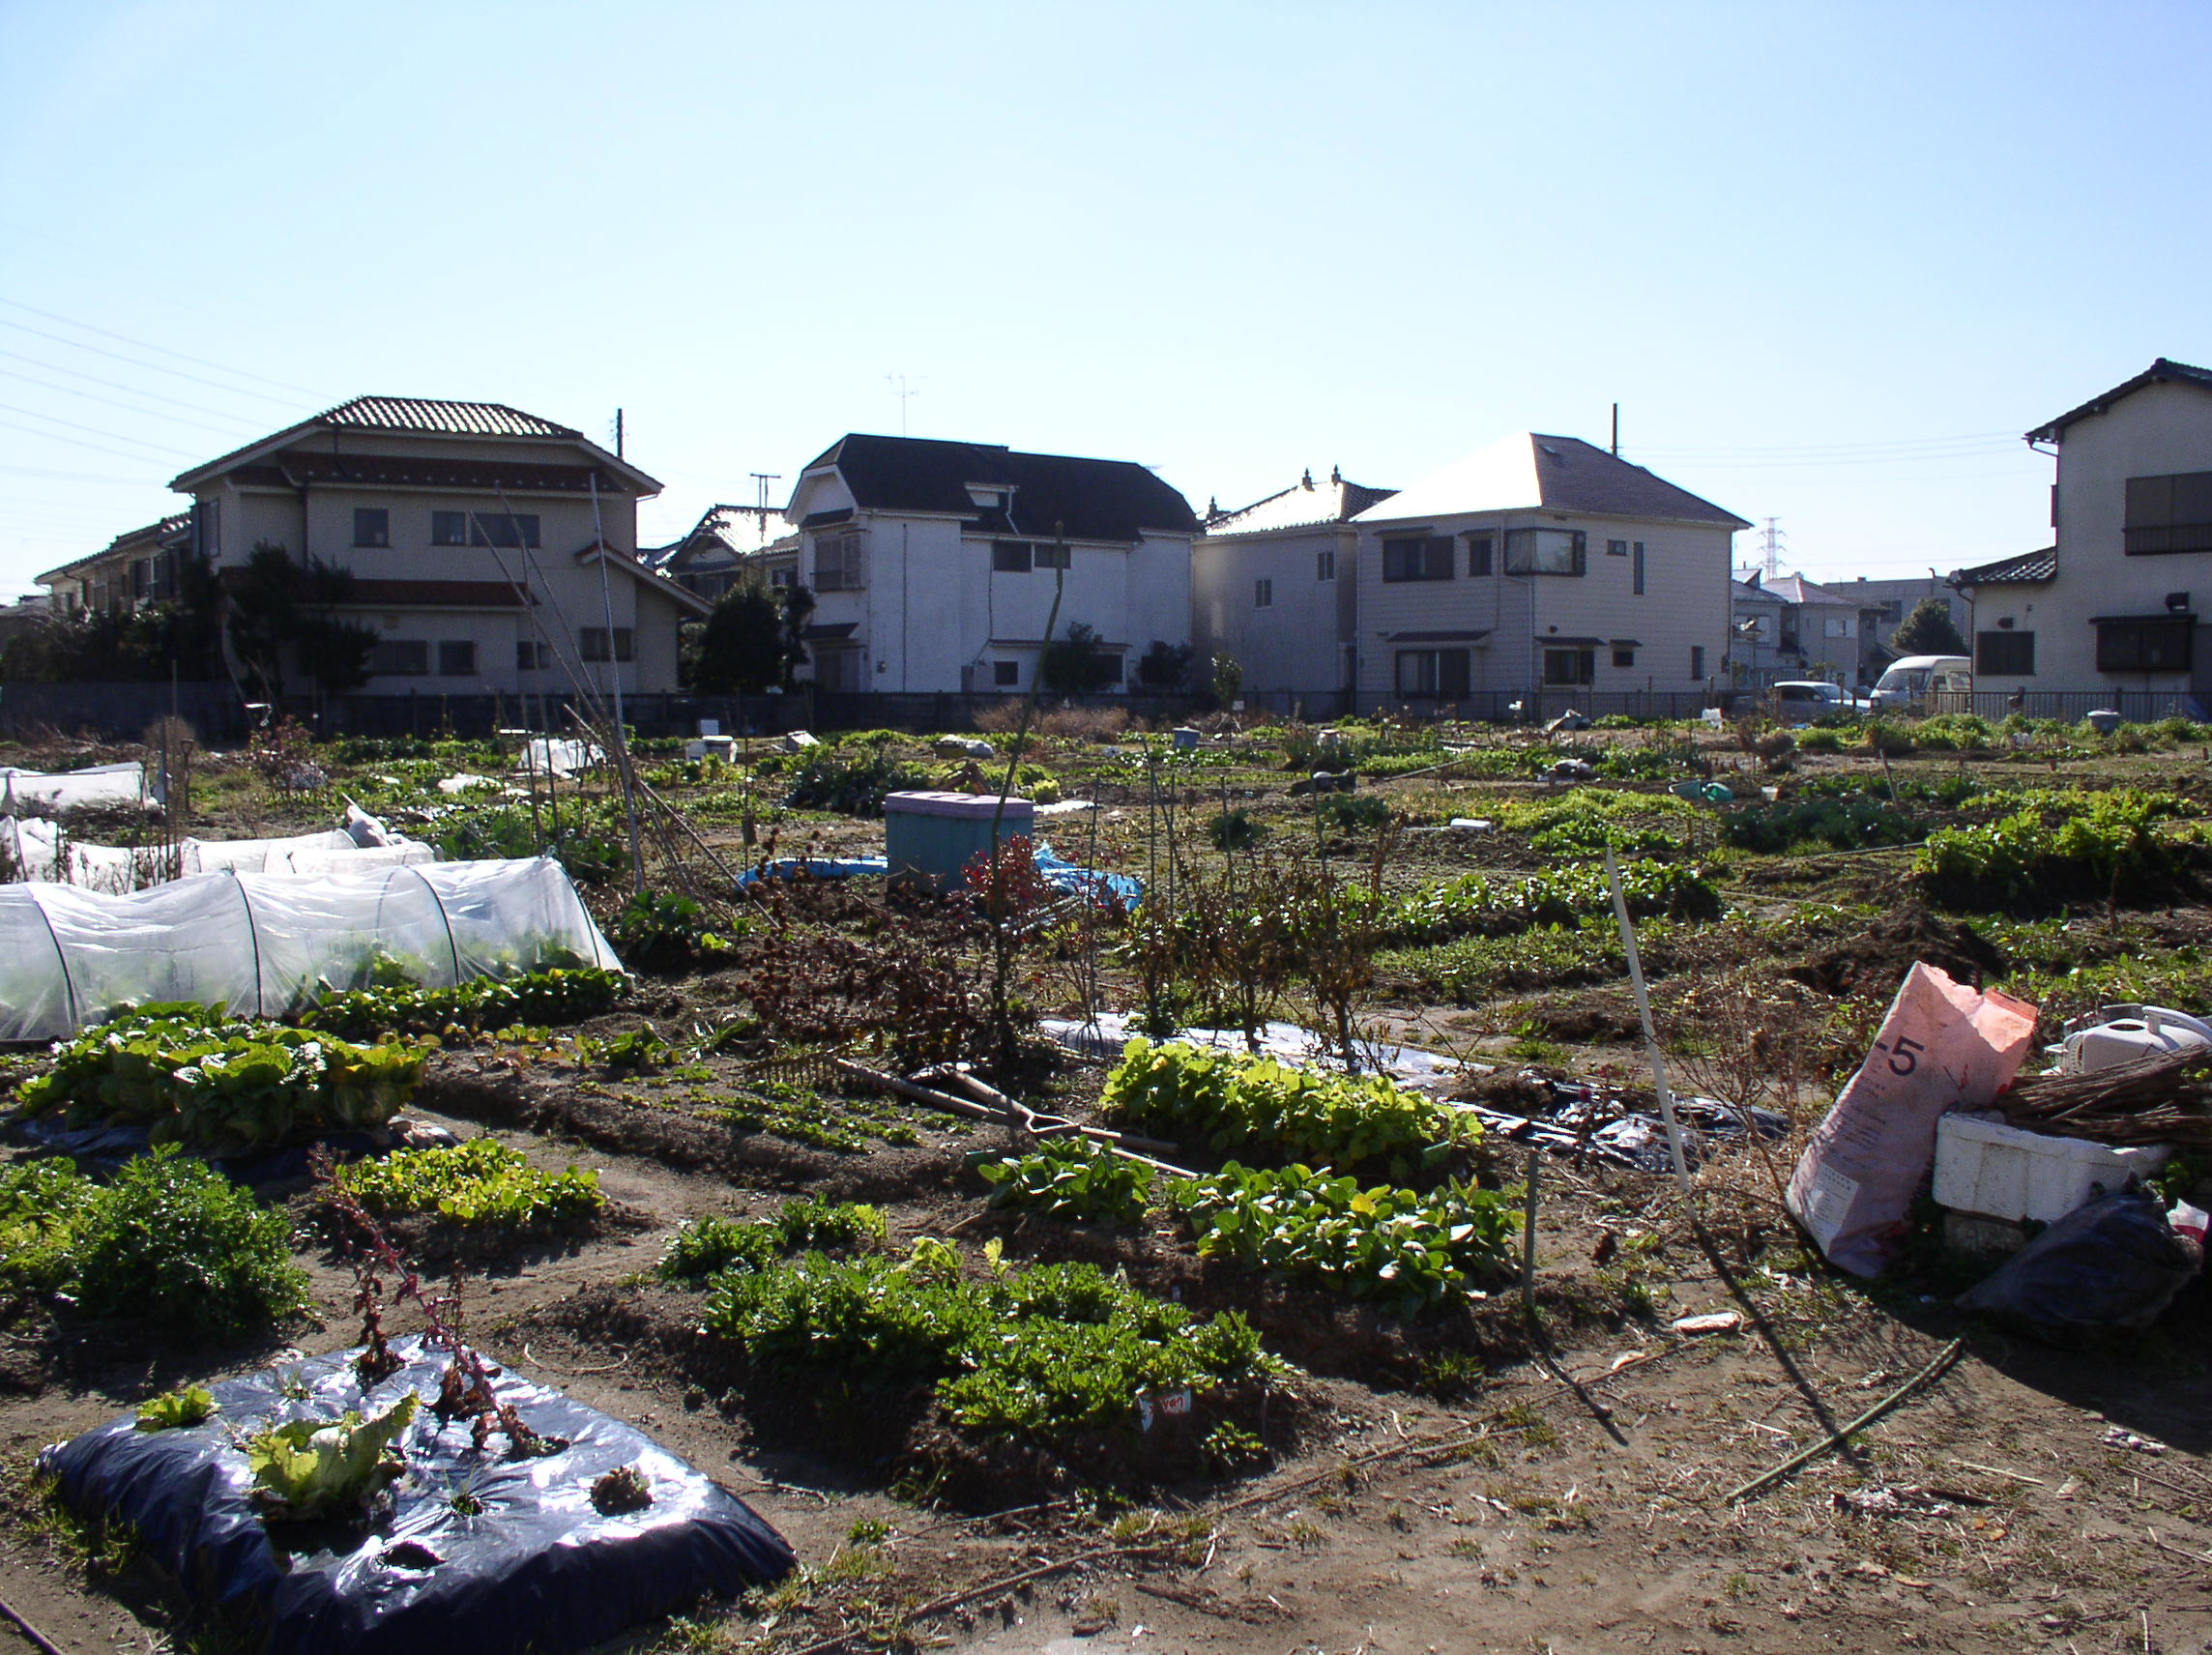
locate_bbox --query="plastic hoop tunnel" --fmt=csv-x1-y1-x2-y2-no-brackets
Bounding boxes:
0,857,619,1041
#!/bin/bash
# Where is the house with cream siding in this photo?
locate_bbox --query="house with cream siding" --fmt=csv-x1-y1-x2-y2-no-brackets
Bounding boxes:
781,434,1199,695
1193,467,1396,705
1347,435,1747,712
42,397,712,696
1955,359,2212,705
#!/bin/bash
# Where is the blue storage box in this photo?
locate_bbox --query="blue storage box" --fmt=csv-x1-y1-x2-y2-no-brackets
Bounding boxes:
883,791,1034,891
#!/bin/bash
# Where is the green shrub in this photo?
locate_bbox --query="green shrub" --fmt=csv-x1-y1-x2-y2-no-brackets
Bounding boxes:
1099,1037,1472,1180
326,1138,603,1229
1208,808,1266,850
74,1147,308,1335
18,1007,427,1155
1168,1161,1514,1310
1317,793,1392,832
659,1196,888,1280
305,967,626,1039
698,1249,1270,1444
783,749,930,816
973,1137,1152,1223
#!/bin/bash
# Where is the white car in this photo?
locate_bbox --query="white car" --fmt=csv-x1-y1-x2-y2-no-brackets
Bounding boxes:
1771,681,1868,720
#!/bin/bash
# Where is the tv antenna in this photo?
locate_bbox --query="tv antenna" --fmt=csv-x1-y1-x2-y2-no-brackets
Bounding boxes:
886,373,919,436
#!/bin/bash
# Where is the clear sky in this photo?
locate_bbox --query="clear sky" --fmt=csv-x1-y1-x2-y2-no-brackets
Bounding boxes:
1,1,2205,596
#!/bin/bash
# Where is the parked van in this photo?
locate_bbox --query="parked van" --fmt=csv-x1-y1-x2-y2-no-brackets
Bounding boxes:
1869,654,1972,713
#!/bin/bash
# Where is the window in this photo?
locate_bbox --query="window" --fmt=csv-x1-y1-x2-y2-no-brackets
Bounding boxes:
770,566,798,588
993,660,1020,687
1607,538,1629,557
2096,616,2194,673
992,540,1032,572
815,648,862,692
1503,528,1586,576
432,510,540,548
1382,537,1455,582
1102,653,1123,685
437,640,478,676
1316,548,1335,581
1977,629,2036,675
190,498,219,561
371,639,428,676
2124,472,2212,555
1690,645,1706,682
1544,648,1594,685
1034,541,1070,570
814,531,865,590
1466,535,1493,577
516,640,551,670
1254,578,1273,608
1395,649,1470,698
580,627,636,662
1613,647,1637,669
353,508,390,547
1633,542,1645,595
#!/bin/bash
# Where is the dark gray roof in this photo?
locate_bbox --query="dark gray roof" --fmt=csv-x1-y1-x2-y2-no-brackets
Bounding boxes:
1952,547,2057,586
2029,359,2212,442
804,433,1199,541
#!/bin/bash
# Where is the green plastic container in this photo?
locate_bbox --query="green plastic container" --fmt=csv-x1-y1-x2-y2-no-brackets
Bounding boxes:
883,791,1035,891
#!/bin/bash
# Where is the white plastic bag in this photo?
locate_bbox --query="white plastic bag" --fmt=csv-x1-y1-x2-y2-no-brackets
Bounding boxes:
1787,962,2038,1277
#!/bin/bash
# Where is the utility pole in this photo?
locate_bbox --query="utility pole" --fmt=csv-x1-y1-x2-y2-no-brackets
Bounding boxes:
1611,402,1619,457
749,472,782,550
613,408,625,459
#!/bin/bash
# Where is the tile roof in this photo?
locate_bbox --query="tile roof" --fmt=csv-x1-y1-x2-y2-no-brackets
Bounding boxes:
316,396,583,440
647,504,783,569
2029,359,2212,442
1205,470,1398,535
1351,434,1748,529
1758,572,1854,606
1951,546,2057,586
804,434,1199,541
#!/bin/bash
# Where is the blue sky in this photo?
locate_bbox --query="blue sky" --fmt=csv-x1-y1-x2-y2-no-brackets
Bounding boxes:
1,0,2204,595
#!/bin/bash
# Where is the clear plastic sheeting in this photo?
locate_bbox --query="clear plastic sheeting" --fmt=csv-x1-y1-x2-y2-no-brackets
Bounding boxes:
1,819,435,893
0,857,619,1041
518,738,600,777
1,762,150,814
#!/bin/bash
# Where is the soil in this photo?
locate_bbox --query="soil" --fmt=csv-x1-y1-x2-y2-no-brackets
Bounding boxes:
2,727,2210,1655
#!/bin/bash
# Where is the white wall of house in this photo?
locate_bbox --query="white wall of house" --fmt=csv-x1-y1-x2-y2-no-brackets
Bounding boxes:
1192,525,1357,698
791,502,1194,694
1352,509,1732,706
1974,380,2212,695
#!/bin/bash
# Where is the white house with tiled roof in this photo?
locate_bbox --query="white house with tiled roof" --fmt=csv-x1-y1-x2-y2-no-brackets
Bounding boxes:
1349,434,1746,712
44,396,711,695
1953,359,2212,704
1194,467,1397,704
647,503,796,602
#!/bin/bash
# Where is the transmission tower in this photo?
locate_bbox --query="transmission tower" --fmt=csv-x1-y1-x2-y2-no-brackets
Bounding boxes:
1756,517,1787,579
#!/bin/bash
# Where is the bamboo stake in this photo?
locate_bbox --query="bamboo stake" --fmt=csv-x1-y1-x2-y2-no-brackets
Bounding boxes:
1728,1339,1965,1502
1603,845,1694,1201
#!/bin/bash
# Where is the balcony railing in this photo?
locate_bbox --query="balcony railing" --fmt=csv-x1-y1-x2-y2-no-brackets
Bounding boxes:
2123,522,2212,556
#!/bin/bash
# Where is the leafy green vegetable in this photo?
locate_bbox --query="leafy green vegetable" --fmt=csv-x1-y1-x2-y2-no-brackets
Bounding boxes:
1167,1161,1514,1312
1099,1037,1473,1181
973,1137,1152,1223
73,1147,309,1334
658,1197,886,1280
328,1139,603,1229
1382,858,1720,944
304,967,626,1040
18,1006,428,1154
245,1391,420,1521
0,1158,98,1302
135,1383,218,1431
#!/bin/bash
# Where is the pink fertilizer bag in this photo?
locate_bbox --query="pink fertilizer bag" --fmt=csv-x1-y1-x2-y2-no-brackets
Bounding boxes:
1787,962,2038,1277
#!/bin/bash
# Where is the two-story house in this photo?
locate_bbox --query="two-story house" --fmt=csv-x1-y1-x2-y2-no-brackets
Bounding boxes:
42,396,711,696
1346,434,1746,711
649,503,795,601
1192,467,1398,705
782,434,1200,694
1954,359,2212,704
41,514,192,617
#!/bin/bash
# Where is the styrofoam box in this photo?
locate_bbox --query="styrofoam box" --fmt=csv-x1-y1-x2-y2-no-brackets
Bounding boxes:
1933,1111,2170,1224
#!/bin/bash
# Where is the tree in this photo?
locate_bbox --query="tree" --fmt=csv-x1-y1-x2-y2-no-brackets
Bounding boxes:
1211,653,1244,708
1,551,225,684
686,579,814,693
1891,596,1967,657
224,542,376,697
1135,638,1194,692
1039,621,1121,694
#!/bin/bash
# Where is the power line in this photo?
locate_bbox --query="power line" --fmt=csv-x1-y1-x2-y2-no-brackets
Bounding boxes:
0,411,191,463
0,343,275,421
0,296,319,396
0,318,303,408
0,400,193,455
0,365,257,440
1637,429,2023,458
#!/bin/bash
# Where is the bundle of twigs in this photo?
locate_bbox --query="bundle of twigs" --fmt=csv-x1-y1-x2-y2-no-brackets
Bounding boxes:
1994,1045,2212,1148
